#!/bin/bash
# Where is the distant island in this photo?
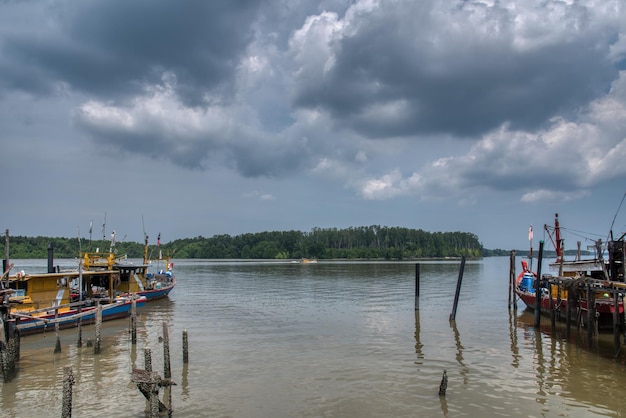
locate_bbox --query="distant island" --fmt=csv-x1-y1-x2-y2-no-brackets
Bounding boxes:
2,226,515,260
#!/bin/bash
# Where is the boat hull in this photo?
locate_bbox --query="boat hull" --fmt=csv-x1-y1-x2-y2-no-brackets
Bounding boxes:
515,288,623,329
14,297,146,336
136,279,175,301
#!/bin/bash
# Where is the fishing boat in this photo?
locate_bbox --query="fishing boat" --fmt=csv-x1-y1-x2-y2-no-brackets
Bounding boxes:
5,266,146,336
514,214,625,329
82,234,175,301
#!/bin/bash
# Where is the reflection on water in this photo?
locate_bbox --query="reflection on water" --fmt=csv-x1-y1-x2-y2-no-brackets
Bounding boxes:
2,258,626,417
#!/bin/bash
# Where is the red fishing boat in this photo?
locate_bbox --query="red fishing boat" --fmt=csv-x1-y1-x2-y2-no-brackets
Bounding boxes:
515,213,626,329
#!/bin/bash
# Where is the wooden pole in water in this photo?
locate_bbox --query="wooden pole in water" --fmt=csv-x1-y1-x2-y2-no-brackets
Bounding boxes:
61,366,75,418
54,305,62,354
534,241,544,328
131,295,137,345
449,256,466,322
162,322,171,380
508,251,514,308
145,348,153,372
587,284,594,347
613,289,621,356
566,287,572,338
94,303,102,355
183,330,189,364
77,262,83,348
438,369,448,396
150,372,160,418
549,281,556,332
415,263,420,311
1,325,18,382
162,322,173,417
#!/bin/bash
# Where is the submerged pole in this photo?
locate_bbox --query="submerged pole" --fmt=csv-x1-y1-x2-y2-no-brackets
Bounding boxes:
587,285,595,347
61,366,75,418
438,369,448,396
415,263,420,311
534,241,544,328
94,303,102,355
162,322,171,380
509,251,515,308
449,256,466,322
182,330,189,364
54,306,62,354
131,295,137,345
613,289,621,356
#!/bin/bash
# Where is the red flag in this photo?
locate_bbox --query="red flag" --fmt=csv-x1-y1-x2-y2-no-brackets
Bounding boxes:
528,225,533,241
157,233,161,246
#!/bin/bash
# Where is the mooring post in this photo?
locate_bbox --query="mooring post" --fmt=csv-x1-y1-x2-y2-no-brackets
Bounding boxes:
162,322,171,380
566,288,572,338
77,312,83,348
54,306,62,354
438,369,448,396
150,372,160,418
94,303,102,355
183,330,189,364
549,280,556,332
534,241,544,328
508,251,515,308
131,295,137,345
145,348,153,372
587,284,594,347
415,263,420,311
61,366,75,418
449,256,466,322
1,327,18,382
613,289,621,356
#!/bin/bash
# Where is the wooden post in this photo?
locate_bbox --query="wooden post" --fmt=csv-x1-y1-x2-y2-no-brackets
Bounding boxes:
549,281,556,332
47,243,54,274
61,366,75,418
182,330,189,364
534,241,544,328
94,303,102,355
613,289,621,356
54,306,62,354
1,329,19,382
77,313,83,348
145,348,153,372
4,229,9,289
415,263,420,311
162,322,171,380
587,284,594,347
566,287,572,338
438,369,448,396
509,250,515,308
131,295,137,345
449,257,466,321
150,374,160,418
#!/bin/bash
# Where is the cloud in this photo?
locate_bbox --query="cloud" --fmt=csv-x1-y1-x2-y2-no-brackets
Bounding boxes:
355,70,626,201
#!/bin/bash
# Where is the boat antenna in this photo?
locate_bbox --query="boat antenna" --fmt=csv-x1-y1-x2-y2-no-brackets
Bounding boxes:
102,211,107,241
608,190,626,242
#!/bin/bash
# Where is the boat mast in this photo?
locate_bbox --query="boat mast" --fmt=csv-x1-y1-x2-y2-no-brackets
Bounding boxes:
143,234,149,265
544,213,563,263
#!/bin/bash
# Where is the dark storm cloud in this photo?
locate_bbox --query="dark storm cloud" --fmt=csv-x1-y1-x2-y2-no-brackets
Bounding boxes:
290,1,620,139
0,0,261,105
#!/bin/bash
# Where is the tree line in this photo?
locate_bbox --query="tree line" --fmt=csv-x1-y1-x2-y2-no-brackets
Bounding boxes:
2,226,490,260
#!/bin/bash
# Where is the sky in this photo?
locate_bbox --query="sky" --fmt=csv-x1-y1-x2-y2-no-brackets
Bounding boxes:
1,0,626,251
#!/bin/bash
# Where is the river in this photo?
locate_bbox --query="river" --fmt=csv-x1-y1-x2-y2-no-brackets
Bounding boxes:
1,257,625,417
